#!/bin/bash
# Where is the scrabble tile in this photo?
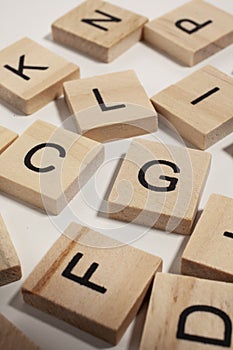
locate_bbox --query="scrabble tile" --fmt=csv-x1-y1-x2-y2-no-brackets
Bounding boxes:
0,215,21,286
0,125,18,154
0,314,39,350
143,0,233,66
52,0,148,63
22,223,162,345
140,273,233,350
108,139,211,235
0,37,80,115
181,194,233,282
64,70,157,142
151,66,233,150
0,120,104,214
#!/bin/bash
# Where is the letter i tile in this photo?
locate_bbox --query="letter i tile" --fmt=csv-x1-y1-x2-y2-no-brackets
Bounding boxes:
108,139,211,235
181,194,233,282
140,273,233,350
143,0,233,66
151,66,233,150
0,120,104,214
22,223,162,345
0,37,80,114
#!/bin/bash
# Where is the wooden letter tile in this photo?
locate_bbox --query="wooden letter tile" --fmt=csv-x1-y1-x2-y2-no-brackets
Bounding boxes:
0,120,104,214
151,66,233,150
0,125,18,154
22,223,162,345
0,37,79,114
64,70,157,142
140,273,233,350
0,314,39,350
108,139,211,234
0,215,21,286
144,0,233,66
52,0,148,62
181,194,233,282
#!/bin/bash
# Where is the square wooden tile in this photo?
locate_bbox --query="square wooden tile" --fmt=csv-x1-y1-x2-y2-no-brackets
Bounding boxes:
0,215,21,286
0,37,79,114
0,314,39,350
151,66,233,150
108,139,211,234
181,194,233,282
144,0,233,66
0,120,104,214
52,0,148,62
140,273,233,350
64,70,157,142
22,223,162,345
0,125,18,154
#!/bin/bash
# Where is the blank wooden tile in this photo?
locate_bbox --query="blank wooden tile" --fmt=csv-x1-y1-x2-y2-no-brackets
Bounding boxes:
140,273,233,350
181,194,233,282
0,120,104,214
52,0,148,63
0,215,21,286
144,0,233,66
0,37,79,115
0,125,18,154
108,139,211,235
0,314,39,350
64,70,157,142
22,223,162,345
151,66,233,150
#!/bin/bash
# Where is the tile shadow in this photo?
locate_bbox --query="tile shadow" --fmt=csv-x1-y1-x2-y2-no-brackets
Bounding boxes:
128,292,150,350
224,143,233,157
54,97,78,133
10,290,109,349
98,154,126,219
168,235,190,274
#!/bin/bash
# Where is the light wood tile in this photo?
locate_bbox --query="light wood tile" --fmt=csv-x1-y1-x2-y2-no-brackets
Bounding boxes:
182,194,233,282
151,66,233,150
0,314,39,350
0,125,18,154
144,0,233,66
140,273,233,350
52,0,148,62
0,215,21,286
108,139,211,234
22,223,162,345
0,37,79,114
0,120,104,214
64,70,157,142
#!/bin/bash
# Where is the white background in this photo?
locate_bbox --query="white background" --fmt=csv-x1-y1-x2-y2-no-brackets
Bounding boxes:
0,0,233,349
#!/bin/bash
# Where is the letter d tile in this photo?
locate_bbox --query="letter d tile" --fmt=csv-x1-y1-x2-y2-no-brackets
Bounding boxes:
140,273,233,350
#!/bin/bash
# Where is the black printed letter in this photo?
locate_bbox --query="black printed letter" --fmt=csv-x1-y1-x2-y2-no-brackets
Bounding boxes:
62,252,107,294
175,18,212,34
4,55,49,81
223,231,233,239
138,160,180,192
177,305,232,347
24,143,66,173
92,88,126,112
82,10,122,31
191,87,220,105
